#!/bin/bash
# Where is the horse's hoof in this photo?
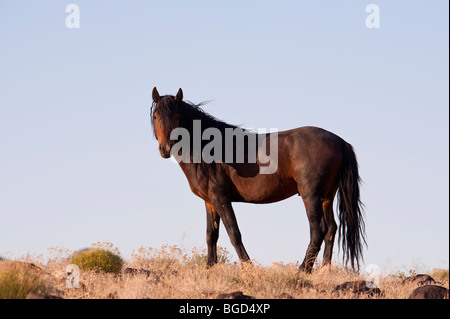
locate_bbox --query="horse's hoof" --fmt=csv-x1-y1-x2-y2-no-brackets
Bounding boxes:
299,264,313,274
206,262,216,269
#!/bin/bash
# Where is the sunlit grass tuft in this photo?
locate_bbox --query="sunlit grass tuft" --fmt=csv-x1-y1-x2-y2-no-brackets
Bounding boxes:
0,262,47,299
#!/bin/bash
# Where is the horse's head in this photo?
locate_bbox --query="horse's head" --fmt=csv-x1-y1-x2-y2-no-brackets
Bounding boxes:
151,87,183,158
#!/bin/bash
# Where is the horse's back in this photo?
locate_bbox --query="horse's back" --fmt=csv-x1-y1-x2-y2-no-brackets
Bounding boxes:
279,126,345,159
280,126,344,145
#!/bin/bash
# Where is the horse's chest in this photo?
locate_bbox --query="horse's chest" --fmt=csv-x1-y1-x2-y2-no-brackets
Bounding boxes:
188,182,209,201
180,166,211,201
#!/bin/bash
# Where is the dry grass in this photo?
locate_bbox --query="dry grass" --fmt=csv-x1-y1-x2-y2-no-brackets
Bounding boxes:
0,243,448,299
0,260,48,298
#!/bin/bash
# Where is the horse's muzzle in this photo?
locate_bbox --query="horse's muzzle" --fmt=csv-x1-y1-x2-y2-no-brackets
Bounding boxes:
159,144,172,159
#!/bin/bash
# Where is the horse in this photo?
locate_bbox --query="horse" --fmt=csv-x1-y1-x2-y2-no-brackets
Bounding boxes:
150,87,366,272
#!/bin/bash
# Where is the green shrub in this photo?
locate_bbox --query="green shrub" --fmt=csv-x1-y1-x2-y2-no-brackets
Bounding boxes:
72,248,123,274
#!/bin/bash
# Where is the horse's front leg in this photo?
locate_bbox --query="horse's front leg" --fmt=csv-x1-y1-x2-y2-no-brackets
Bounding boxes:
205,202,221,268
210,198,250,263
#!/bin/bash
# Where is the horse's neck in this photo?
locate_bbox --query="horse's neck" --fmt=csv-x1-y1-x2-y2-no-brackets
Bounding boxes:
178,160,215,178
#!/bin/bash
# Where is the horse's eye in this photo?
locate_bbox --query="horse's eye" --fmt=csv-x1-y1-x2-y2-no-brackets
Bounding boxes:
153,116,157,120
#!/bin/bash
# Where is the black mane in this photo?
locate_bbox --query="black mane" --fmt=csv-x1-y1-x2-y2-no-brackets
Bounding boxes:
151,95,240,137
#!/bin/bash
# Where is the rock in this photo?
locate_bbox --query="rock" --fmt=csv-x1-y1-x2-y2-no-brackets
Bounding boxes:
408,285,449,299
216,291,255,299
332,280,382,297
123,267,162,280
26,292,63,299
402,274,436,286
123,267,151,276
107,291,119,299
0,260,47,276
278,292,294,299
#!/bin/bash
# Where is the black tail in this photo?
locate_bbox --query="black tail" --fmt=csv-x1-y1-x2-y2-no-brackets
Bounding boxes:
337,142,366,271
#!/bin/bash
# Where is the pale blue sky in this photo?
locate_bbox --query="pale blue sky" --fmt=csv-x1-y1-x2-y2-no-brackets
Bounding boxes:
0,1,448,272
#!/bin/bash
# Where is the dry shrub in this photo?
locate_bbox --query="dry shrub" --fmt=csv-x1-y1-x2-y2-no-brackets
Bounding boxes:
130,245,230,270
430,268,449,282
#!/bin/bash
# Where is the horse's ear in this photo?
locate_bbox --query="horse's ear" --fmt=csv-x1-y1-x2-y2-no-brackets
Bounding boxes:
174,88,183,102
152,87,160,103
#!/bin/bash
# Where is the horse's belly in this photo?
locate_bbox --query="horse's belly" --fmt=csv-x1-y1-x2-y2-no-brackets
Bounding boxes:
232,176,298,204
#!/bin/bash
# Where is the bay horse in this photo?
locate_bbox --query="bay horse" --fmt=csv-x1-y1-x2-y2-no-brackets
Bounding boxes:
150,87,366,272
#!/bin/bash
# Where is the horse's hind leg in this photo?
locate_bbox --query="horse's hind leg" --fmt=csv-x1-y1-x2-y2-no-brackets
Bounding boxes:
300,196,327,273
205,202,221,268
322,198,337,267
